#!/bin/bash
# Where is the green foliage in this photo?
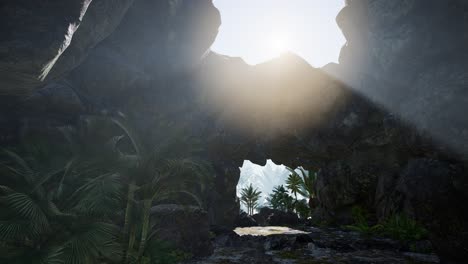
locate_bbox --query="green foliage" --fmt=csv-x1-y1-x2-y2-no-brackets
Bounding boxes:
265,167,318,218
0,149,121,264
267,185,294,212
380,214,428,242
0,115,212,263
344,206,428,242
344,206,380,235
294,199,310,219
285,167,317,217
240,184,262,215
101,116,211,263
351,206,370,226
286,172,302,201
285,167,316,198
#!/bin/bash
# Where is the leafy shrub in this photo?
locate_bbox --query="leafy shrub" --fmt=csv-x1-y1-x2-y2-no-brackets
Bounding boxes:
344,206,380,235
295,199,310,219
380,214,428,242
350,206,370,225
0,115,209,263
344,206,428,242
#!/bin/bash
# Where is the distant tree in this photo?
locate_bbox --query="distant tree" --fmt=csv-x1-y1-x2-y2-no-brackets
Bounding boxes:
295,199,310,219
286,172,302,205
240,184,262,215
267,185,294,212
286,167,317,210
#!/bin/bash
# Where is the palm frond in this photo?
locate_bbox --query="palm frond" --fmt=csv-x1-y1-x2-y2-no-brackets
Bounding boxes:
0,220,33,241
0,185,15,195
67,173,122,217
1,192,49,234
3,150,33,176
61,222,120,264
38,246,65,264
56,157,77,200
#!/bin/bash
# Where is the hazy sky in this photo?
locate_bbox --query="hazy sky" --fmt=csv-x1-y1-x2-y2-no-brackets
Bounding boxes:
211,0,346,67
237,160,307,212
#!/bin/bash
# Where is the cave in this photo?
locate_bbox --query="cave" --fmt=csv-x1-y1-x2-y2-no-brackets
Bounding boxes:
237,160,305,213
1,0,468,263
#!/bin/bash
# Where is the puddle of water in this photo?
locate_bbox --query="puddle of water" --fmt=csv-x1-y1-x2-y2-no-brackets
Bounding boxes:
234,226,308,236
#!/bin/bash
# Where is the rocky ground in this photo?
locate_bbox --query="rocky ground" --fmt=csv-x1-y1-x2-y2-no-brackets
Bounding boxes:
187,226,439,264
2,0,468,262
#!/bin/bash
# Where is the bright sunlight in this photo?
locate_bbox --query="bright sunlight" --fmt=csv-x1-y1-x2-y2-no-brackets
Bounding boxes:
211,0,346,66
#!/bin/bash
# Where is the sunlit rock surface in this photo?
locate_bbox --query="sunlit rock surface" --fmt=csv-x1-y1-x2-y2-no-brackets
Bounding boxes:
1,0,468,262
333,0,468,160
331,1,468,261
234,226,307,236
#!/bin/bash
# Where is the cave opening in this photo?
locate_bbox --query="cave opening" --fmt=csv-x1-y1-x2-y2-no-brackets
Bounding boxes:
237,160,288,213
210,0,346,67
237,160,310,216
2,0,468,262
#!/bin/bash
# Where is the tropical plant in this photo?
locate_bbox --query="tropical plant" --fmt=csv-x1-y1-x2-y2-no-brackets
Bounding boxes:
266,185,294,212
380,214,428,242
294,199,310,219
344,206,428,242
0,115,213,264
286,167,317,210
0,149,122,264
285,172,302,205
240,184,262,215
344,206,383,236
108,117,211,263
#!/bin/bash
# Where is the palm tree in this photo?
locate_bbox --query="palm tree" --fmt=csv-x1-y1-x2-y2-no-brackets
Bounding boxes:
286,172,302,205
0,114,213,263
0,149,121,264
286,167,317,210
109,117,210,263
28,117,208,264
267,185,294,212
240,184,262,215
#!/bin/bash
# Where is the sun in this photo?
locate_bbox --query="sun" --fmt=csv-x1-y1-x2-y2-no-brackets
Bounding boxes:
267,33,291,56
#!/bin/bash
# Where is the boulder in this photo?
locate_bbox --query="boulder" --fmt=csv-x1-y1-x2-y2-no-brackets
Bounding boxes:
150,204,212,257
251,208,300,227
251,213,267,226
68,0,221,105
390,159,468,262
0,0,134,95
235,212,258,227
18,79,84,117
266,211,300,227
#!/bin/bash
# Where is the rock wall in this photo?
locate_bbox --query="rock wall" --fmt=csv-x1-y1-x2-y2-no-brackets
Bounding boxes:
1,0,468,261
151,204,212,257
0,0,135,95
327,0,468,261
333,0,468,160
